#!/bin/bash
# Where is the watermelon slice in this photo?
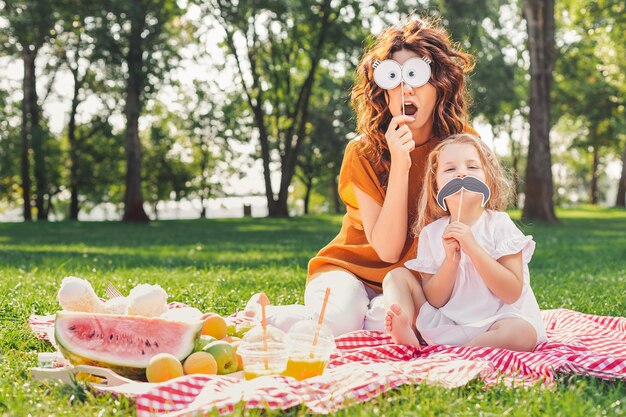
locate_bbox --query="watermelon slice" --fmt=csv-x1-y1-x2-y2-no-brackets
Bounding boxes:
55,311,203,380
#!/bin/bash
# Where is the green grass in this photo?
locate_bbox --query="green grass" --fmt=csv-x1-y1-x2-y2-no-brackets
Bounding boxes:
0,207,625,416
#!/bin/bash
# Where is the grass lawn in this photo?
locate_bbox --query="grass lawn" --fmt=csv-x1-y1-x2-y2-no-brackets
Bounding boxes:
0,206,625,416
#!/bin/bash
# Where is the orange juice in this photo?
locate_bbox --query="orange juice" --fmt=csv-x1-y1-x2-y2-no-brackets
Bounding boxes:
243,366,284,380
282,356,327,380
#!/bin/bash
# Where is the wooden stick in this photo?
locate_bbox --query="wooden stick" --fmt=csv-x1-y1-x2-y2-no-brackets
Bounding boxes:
457,188,464,223
453,189,464,262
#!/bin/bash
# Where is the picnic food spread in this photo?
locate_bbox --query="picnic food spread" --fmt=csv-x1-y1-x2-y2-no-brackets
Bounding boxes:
53,277,244,382
46,278,336,384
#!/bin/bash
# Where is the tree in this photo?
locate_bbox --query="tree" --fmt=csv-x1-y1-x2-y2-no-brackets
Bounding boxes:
69,118,125,218
141,107,194,220
522,0,557,222
553,38,622,204
181,82,239,218
0,89,22,205
555,0,626,206
296,69,354,214
1,0,58,220
95,0,188,221
54,2,123,220
207,0,368,217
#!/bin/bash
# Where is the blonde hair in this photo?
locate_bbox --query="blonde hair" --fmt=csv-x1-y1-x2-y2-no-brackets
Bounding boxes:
413,134,511,235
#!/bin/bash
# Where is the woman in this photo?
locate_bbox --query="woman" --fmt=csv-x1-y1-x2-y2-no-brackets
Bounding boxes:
244,16,477,336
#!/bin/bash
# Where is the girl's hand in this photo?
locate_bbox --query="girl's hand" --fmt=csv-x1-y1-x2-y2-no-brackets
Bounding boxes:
385,115,416,172
443,222,478,252
442,236,460,264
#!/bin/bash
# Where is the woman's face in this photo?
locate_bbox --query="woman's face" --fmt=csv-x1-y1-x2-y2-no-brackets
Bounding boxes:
384,49,438,142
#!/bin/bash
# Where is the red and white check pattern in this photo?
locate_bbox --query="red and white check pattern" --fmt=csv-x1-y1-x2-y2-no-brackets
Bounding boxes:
28,308,626,415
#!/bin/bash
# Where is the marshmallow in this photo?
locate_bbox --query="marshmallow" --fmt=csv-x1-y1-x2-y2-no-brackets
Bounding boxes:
126,284,168,317
57,276,105,313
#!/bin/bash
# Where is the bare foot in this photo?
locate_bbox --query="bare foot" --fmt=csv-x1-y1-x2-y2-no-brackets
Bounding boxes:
241,292,270,319
385,304,421,347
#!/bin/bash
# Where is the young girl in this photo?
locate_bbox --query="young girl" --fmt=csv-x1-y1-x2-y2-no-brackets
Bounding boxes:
384,134,546,351
244,17,477,336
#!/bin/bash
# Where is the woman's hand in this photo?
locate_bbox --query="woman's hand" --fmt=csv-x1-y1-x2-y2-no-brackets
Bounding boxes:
443,222,478,253
385,115,416,171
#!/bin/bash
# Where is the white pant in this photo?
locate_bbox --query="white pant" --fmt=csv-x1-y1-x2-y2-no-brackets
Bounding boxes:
264,271,386,337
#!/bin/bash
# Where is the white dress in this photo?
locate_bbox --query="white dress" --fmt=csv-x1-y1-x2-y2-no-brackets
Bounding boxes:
404,210,547,346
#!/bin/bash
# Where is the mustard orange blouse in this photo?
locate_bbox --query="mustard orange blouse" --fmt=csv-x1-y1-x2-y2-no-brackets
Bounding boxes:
308,128,478,291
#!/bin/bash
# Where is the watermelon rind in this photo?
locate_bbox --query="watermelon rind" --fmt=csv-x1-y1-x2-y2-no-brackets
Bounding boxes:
55,311,203,381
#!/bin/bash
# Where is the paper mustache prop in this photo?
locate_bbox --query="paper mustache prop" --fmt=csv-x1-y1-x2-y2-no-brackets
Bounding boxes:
372,57,431,116
436,176,491,212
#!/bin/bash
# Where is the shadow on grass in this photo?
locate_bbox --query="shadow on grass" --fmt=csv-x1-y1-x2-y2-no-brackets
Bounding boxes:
0,217,342,271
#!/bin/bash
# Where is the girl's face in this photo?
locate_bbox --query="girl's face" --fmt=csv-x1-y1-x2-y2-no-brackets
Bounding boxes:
436,143,488,206
385,49,438,141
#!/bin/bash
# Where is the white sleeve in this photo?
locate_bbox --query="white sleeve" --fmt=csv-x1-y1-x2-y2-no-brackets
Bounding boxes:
491,212,535,264
404,227,439,274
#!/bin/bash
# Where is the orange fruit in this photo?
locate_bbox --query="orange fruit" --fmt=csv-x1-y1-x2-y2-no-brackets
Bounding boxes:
202,314,228,340
183,352,218,375
146,353,184,383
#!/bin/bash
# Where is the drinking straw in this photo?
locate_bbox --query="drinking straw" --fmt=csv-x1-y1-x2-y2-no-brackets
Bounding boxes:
312,288,331,347
260,292,269,369
401,82,405,116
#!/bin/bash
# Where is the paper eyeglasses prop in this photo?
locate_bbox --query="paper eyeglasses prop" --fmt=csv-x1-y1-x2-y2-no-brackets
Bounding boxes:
372,57,432,90
436,176,491,212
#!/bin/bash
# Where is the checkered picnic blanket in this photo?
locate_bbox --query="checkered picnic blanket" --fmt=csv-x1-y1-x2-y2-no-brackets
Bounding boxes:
28,307,626,415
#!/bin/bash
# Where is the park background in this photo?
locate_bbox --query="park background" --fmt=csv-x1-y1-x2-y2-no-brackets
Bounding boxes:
0,0,624,222
0,0,625,416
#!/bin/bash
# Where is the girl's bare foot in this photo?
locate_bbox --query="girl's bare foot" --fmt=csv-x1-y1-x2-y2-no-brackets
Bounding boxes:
241,292,270,319
384,304,421,347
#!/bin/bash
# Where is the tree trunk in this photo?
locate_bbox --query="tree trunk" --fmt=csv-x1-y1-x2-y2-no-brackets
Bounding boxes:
29,61,47,221
20,50,34,221
522,0,557,223
615,141,625,207
68,68,80,220
590,145,599,205
273,11,331,218
199,153,208,218
303,179,312,215
122,6,149,222
200,197,206,218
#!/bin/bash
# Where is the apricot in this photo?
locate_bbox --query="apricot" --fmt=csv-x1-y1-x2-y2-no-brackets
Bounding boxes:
183,352,218,375
146,353,184,383
202,314,228,340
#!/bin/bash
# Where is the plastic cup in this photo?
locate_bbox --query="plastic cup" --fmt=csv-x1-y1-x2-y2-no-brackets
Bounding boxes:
283,320,335,380
239,325,289,380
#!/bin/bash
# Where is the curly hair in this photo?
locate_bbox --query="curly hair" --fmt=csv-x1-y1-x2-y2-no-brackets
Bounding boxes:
351,16,474,187
413,134,512,235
